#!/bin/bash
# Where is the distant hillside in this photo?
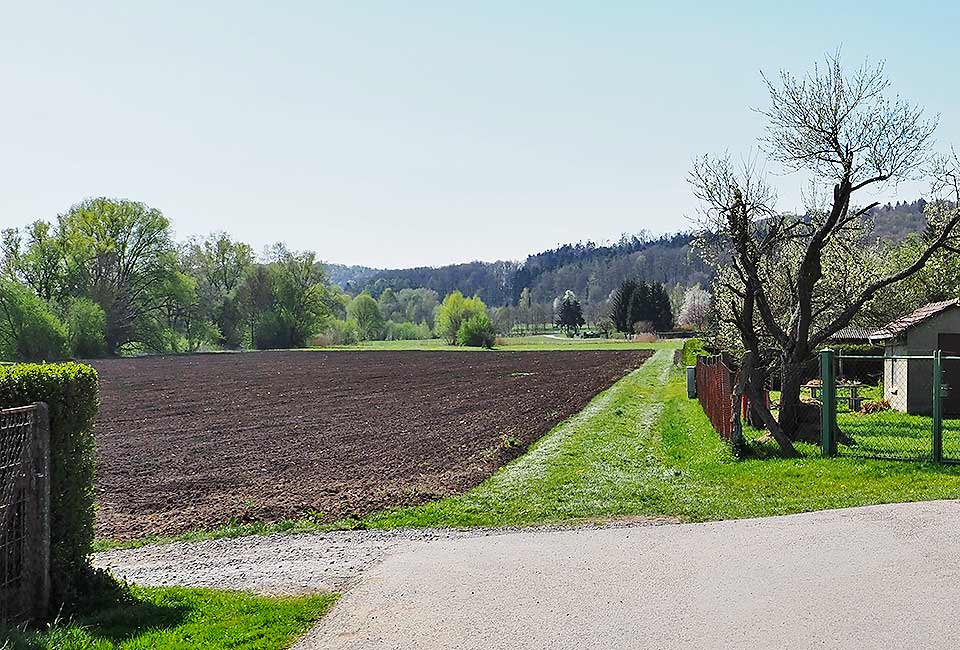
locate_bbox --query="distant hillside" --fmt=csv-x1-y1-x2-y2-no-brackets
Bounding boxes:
867,199,928,241
325,263,380,289
332,201,932,307
344,232,709,307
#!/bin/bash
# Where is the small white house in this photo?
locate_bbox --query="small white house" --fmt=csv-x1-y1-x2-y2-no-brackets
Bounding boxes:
869,299,960,415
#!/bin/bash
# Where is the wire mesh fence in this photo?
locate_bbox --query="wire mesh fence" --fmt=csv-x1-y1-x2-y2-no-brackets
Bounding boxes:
823,351,960,462
0,404,50,626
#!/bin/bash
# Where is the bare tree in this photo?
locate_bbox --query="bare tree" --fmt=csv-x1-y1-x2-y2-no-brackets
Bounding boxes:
691,53,960,454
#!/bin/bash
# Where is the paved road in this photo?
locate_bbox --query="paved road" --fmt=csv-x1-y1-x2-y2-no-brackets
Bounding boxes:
98,501,960,649
299,501,960,649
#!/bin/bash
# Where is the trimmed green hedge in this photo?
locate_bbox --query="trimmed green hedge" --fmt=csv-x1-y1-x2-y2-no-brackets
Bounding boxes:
0,362,99,611
682,338,709,367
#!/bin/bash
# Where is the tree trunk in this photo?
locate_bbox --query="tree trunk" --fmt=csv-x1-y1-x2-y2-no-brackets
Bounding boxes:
778,358,822,444
778,361,805,440
738,351,797,456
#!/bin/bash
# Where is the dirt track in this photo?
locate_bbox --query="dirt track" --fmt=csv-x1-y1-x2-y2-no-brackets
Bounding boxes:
90,350,651,539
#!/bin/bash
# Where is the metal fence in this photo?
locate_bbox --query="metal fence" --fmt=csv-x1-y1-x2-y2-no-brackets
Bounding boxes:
0,403,50,625
695,355,735,440
821,349,960,463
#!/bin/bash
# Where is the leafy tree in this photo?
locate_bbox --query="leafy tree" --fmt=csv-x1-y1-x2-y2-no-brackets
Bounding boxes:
555,290,586,336
436,291,487,344
63,298,107,357
457,313,496,348
395,288,438,328
58,198,178,354
378,288,400,322
0,280,69,361
348,292,385,341
1,221,70,302
268,245,331,348
180,232,253,348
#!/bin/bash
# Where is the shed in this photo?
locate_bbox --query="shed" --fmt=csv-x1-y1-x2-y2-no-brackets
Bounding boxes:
869,299,960,414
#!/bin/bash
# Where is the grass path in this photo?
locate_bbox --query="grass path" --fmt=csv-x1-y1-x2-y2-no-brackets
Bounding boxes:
368,346,960,528
366,349,679,528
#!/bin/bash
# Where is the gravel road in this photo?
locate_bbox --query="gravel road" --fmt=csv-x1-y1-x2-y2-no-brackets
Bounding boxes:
97,500,960,649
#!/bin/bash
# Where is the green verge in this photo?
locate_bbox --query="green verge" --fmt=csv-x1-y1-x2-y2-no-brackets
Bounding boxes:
2,587,337,650
315,335,677,352
365,347,960,528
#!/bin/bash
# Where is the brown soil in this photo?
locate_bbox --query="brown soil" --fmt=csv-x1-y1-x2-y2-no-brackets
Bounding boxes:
90,349,652,540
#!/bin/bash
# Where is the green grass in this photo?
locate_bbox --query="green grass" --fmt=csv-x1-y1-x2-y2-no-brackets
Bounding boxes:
315,335,678,352
364,348,960,528
2,586,337,650
97,344,960,549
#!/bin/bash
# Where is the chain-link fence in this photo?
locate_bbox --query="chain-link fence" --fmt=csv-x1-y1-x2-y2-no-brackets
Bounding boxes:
0,403,50,625
821,350,960,462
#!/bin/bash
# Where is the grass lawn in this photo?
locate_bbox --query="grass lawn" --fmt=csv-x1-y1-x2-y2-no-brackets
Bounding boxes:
2,586,337,650
314,334,678,352
365,347,960,528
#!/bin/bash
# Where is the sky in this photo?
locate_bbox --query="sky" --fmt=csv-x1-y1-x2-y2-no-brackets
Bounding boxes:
2,1,959,268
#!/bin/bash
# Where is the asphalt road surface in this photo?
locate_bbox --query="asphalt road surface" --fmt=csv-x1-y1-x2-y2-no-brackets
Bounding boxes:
300,501,960,649
99,501,960,649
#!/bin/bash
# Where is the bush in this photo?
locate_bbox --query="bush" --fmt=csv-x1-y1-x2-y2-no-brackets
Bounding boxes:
310,319,361,346
437,292,487,344
682,338,708,366
0,280,69,361
384,320,432,341
0,362,100,612
64,298,107,358
251,311,301,349
457,314,496,348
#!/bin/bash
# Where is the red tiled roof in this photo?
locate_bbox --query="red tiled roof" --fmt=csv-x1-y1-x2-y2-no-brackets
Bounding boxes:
870,299,960,341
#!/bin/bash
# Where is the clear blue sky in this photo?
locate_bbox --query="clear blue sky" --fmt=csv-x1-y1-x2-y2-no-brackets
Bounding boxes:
2,1,958,267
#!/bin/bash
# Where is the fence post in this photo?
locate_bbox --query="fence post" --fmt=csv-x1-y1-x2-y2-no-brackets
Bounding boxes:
820,348,837,457
32,402,51,621
933,350,943,464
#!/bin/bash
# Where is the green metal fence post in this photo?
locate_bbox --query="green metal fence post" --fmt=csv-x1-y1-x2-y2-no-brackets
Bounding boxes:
820,348,837,457
933,349,943,464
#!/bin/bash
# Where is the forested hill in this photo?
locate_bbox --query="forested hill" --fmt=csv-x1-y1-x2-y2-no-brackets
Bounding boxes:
868,199,928,241
340,232,711,307
334,200,932,307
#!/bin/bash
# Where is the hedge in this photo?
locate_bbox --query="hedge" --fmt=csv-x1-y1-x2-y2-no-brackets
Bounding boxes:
0,362,99,611
682,338,709,367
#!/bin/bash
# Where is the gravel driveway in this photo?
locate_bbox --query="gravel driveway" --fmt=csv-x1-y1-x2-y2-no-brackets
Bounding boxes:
97,500,960,649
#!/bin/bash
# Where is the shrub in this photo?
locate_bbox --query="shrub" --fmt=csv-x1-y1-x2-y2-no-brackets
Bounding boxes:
310,319,361,346
457,314,496,348
252,311,300,349
0,362,100,611
384,320,432,341
682,338,708,367
437,292,487,344
63,298,107,358
0,281,69,361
